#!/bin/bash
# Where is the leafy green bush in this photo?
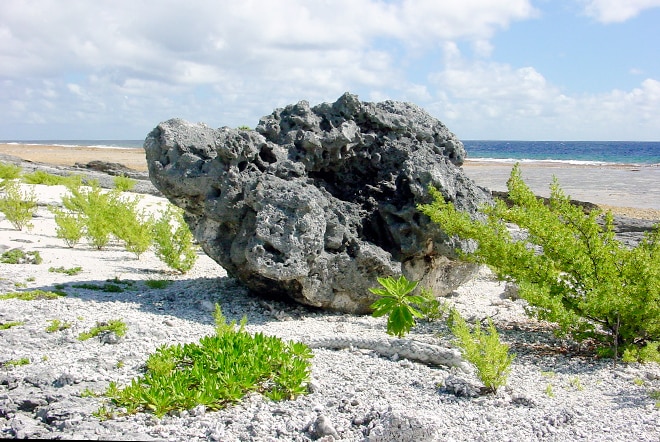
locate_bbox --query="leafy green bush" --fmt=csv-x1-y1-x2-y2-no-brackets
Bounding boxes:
0,180,37,230
50,206,86,247
152,205,197,273
447,309,514,394
419,163,660,360
100,305,312,418
370,275,426,338
59,180,152,254
113,175,137,192
0,162,22,180
110,196,153,259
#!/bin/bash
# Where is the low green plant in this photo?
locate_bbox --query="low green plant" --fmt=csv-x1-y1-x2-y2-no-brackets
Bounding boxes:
0,162,22,180
71,282,124,293
0,179,37,230
369,275,426,338
633,377,645,387
419,163,660,361
569,376,584,391
3,357,30,367
447,309,515,394
46,319,72,333
113,175,137,192
544,383,555,397
417,287,449,322
99,305,312,418
26,276,35,282
50,206,86,248
0,321,24,330
145,279,171,289
21,170,75,186
152,205,197,273
237,125,251,131
49,266,83,276
0,290,65,300
78,319,127,341
80,388,99,398
0,248,42,264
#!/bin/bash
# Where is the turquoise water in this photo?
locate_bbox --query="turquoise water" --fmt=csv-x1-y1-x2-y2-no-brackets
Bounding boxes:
462,140,660,165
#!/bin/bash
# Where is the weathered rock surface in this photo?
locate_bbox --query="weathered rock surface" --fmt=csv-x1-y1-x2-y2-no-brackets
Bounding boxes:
144,93,492,312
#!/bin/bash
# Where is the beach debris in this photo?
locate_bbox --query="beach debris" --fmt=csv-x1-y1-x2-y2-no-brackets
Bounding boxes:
144,93,491,313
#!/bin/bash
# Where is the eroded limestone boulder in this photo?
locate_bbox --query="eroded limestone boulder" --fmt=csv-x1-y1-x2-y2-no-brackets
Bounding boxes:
144,93,492,313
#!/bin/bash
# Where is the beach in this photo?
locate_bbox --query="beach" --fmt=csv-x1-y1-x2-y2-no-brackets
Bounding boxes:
1,142,658,219
1,144,659,440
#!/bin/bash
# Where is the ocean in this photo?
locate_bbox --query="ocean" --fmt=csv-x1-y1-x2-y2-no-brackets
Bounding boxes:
462,140,660,165
2,139,659,165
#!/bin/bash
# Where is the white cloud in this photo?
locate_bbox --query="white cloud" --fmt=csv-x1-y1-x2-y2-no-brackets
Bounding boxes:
582,0,660,23
426,46,660,140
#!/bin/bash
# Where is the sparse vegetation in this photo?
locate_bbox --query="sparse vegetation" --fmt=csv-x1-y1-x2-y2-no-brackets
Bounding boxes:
0,290,65,300
78,319,128,341
45,319,72,333
0,248,42,264
3,357,30,367
49,266,83,276
0,321,24,330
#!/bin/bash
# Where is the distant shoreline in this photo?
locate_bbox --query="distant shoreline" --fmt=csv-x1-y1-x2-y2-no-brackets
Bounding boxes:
1,142,658,219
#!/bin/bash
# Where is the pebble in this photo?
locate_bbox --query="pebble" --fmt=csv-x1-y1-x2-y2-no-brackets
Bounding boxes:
1,192,659,441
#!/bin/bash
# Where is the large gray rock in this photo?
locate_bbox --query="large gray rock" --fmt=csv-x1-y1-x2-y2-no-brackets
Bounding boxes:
144,93,492,313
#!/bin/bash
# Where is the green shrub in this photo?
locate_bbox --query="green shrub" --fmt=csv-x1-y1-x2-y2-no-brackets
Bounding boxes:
419,163,660,360
145,279,171,289
113,175,137,192
152,205,197,273
370,275,426,338
0,180,37,230
99,305,312,418
50,206,86,247
0,162,22,180
46,319,72,333
49,265,83,276
78,319,127,341
0,248,42,264
0,290,65,300
22,170,74,186
109,196,153,259
447,309,514,394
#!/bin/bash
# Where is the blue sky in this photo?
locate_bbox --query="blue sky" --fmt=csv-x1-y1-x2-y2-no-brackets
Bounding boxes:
1,0,659,141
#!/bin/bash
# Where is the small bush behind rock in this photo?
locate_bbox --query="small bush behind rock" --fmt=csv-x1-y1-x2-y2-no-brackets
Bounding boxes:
419,163,660,361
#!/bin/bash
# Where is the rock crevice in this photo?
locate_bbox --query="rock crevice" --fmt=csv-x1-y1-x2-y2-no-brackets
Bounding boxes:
144,93,492,312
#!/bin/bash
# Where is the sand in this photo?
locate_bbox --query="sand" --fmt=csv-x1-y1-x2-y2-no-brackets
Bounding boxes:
1,143,658,219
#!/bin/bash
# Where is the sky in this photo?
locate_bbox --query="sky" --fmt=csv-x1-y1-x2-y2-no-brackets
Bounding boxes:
1,0,659,141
